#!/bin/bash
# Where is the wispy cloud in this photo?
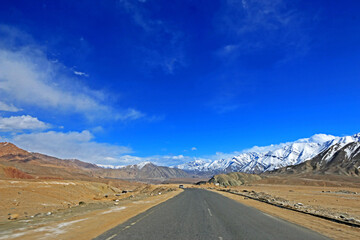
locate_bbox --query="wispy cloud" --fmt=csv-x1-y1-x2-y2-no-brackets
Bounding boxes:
73,71,89,77
0,115,51,132
0,25,144,121
9,130,132,164
118,0,185,74
5,128,194,166
0,101,22,112
216,0,311,62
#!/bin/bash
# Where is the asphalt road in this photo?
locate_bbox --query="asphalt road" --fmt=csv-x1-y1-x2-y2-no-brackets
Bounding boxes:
94,188,329,240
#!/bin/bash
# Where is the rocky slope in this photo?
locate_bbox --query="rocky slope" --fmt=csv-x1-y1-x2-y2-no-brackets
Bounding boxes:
97,162,190,180
0,142,99,179
209,172,262,187
268,141,360,176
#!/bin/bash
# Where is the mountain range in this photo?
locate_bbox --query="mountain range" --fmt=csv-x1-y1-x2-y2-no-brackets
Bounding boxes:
176,133,360,174
1,132,359,181
269,140,360,176
0,142,189,181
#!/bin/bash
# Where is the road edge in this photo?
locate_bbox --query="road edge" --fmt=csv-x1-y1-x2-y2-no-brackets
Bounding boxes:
208,188,360,240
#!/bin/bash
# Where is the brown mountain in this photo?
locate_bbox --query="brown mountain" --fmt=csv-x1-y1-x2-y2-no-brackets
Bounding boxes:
98,163,190,180
267,142,360,176
0,142,190,181
0,142,100,179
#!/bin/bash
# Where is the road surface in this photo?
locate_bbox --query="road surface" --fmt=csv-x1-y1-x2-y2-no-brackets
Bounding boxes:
94,188,329,240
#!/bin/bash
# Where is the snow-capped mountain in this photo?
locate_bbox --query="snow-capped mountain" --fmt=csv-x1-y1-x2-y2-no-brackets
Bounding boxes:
177,133,360,174
96,161,152,170
96,164,126,169
270,140,360,176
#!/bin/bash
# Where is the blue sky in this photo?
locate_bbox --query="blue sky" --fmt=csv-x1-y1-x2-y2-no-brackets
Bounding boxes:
0,0,359,166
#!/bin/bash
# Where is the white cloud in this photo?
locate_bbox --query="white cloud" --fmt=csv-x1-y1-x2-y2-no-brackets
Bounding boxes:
0,115,50,132
0,101,22,112
73,71,89,77
191,147,197,151
0,25,144,121
10,130,133,164
4,129,194,166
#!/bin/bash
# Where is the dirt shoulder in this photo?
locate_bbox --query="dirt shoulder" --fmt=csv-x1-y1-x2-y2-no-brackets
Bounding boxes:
0,179,183,240
209,185,360,240
0,179,144,222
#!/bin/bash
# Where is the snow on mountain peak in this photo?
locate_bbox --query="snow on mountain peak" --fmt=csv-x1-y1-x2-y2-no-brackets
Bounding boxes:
297,134,337,144
177,132,360,174
136,161,152,169
96,164,125,169
97,161,153,170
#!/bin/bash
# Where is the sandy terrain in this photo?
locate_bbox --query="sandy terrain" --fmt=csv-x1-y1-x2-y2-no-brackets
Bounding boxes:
0,179,145,222
0,179,182,240
207,178,360,240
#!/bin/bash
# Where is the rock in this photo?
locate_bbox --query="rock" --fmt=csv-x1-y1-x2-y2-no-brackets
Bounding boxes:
46,212,52,216
104,195,108,198
115,194,121,196
259,197,268,203
297,203,304,206
337,190,356,194
122,190,128,194
79,201,86,205
114,199,119,202
8,214,19,220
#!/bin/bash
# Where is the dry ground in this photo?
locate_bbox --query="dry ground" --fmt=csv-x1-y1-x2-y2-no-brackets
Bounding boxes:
0,179,143,222
205,175,360,240
0,179,182,240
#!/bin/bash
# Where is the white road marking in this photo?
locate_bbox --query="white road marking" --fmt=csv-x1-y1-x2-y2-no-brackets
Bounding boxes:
121,210,155,231
263,213,279,221
105,234,117,240
208,208,212,217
